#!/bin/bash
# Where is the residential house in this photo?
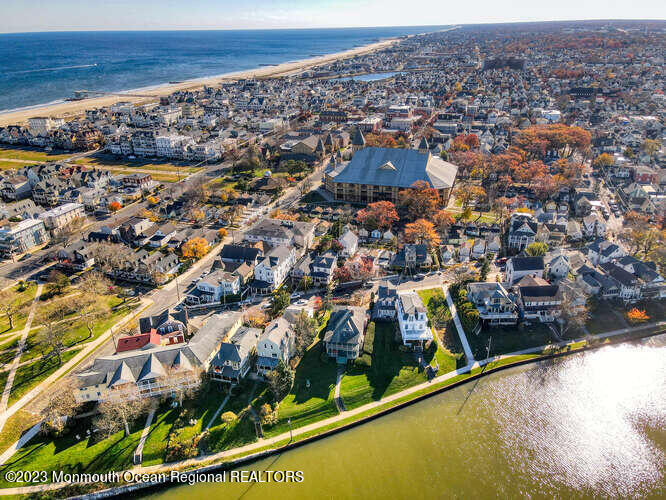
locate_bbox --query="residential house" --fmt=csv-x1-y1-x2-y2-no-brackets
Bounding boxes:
372,281,398,320
338,229,358,258
505,256,545,285
396,292,432,349
251,245,296,294
210,326,261,384
467,282,519,326
255,317,295,377
323,307,367,363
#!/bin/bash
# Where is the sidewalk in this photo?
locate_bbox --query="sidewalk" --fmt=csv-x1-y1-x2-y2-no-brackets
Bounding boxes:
0,284,43,434
442,284,476,363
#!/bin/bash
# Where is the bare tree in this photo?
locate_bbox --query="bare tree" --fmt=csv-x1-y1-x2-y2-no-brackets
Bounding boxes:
90,242,124,274
74,294,110,341
298,177,313,196
0,289,24,332
41,386,79,436
78,271,111,297
38,304,68,364
558,291,590,338
94,387,150,437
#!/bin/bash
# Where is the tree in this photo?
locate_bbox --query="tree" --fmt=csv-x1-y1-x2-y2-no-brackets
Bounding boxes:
78,271,111,297
41,387,79,437
292,310,318,354
626,308,649,324
46,270,70,296
38,303,67,364
479,258,490,281
139,209,159,222
432,209,455,234
558,293,590,338
355,201,399,230
94,389,150,437
299,276,313,291
108,201,122,213
184,176,210,205
592,153,614,169
266,360,294,401
181,237,210,259
0,289,23,332
404,219,441,248
271,289,290,317
525,242,548,256
146,195,159,205
74,294,110,341
641,139,660,160
217,228,228,239
399,181,441,221
453,183,486,210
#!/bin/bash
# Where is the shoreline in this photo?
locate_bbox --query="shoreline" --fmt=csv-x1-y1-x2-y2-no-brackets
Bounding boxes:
0,37,400,127
1,322,663,498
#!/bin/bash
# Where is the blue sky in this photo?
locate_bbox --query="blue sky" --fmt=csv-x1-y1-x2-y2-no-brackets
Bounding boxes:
2,0,665,33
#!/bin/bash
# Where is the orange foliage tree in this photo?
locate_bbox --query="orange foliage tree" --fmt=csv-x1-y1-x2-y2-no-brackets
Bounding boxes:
626,308,649,324
217,228,228,239
108,201,122,212
398,181,441,221
365,133,398,148
181,237,210,259
355,201,399,230
404,219,441,248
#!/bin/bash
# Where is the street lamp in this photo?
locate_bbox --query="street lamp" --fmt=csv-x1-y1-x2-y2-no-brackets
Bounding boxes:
287,418,293,443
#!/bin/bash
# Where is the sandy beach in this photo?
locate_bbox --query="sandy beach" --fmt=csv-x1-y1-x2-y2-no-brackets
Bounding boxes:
0,37,398,127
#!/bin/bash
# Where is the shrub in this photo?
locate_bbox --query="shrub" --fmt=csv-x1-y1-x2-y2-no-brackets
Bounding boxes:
220,411,237,424
363,322,375,356
353,354,372,369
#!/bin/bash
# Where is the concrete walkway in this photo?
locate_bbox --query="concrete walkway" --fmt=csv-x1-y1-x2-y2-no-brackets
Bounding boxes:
0,297,151,429
334,366,346,413
204,394,231,431
0,284,43,434
442,285,476,363
133,406,157,465
0,420,42,466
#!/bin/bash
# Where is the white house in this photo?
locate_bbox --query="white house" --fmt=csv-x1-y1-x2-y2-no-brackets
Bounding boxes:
582,214,606,238
252,246,296,293
396,292,432,349
187,269,241,304
338,230,358,258
505,256,545,285
255,317,295,377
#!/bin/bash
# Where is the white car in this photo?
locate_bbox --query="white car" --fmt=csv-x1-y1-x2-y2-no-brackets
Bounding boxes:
290,292,302,299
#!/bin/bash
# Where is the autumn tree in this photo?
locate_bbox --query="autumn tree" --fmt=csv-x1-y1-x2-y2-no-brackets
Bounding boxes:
404,219,441,248
271,289,290,317
355,201,399,230
626,308,649,324
139,209,159,222
558,292,590,338
592,153,614,169
217,228,228,239
453,183,486,210
364,133,398,148
181,237,210,259
41,387,79,437
108,201,122,212
0,288,24,332
399,181,441,221
641,139,660,160
432,209,455,234
292,310,318,355
525,242,548,256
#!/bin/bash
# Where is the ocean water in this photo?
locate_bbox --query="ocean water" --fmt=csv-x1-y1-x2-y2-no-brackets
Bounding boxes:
0,27,441,112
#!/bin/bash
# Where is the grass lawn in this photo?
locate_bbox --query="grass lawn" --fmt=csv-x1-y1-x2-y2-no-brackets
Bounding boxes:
262,340,338,438
21,297,136,362
140,408,179,466
206,386,259,453
466,323,555,359
0,418,144,488
73,155,202,174
339,314,464,411
0,283,38,335
0,409,40,455
8,348,81,406
0,160,34,170
0,147,73,162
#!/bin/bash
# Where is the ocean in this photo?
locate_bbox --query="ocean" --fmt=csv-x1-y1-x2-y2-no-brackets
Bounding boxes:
0,27,442,113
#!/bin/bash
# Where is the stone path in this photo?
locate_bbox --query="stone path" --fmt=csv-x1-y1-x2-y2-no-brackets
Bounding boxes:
0,284,43,434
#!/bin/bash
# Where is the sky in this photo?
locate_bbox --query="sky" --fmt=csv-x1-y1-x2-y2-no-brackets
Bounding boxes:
1,0,665,33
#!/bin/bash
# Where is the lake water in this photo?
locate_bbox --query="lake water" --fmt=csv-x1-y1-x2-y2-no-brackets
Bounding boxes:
149,335,666,499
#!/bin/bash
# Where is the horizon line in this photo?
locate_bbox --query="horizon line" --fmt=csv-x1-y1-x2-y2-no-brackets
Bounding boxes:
2,18,665,35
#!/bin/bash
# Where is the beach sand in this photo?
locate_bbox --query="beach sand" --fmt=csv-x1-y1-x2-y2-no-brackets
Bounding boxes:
0,38,398,127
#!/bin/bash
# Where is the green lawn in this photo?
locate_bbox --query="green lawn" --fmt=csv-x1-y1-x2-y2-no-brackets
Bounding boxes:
73,155,202,174
21,297,137,362
263,340,339,437
466,323,555,359
0,283,38,335
0,417,144,488
0,409,40,455
8,348,81,406
0,147,73,162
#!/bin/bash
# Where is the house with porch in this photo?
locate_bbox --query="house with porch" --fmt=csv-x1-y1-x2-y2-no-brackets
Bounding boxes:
323,307,367,363
396,292,432,349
